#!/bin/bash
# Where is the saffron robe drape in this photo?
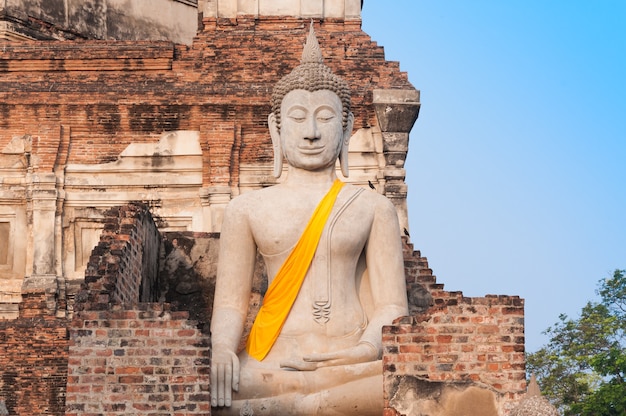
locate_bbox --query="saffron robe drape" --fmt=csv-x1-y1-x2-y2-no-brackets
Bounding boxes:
245,179,345,361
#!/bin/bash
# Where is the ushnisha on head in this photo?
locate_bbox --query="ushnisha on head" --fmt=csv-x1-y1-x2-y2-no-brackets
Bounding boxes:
269,22,354,178
271,23,352,130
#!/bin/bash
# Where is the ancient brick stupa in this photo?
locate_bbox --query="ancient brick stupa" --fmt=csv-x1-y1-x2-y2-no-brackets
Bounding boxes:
0,1,527,414
510,375,559,416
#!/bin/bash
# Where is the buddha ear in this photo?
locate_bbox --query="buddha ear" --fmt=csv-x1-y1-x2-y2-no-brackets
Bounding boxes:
339,112,354,178
268,112,283,178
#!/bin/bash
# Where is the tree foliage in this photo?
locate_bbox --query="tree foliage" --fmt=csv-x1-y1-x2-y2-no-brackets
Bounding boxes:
526,269,626,415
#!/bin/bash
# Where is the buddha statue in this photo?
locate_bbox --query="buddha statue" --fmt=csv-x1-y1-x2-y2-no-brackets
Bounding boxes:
210,23,409,415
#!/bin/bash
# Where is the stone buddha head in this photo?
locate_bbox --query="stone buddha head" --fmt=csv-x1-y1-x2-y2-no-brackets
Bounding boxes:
269,23,354,178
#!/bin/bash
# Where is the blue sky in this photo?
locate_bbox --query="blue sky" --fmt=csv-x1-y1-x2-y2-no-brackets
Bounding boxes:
362,1,626,352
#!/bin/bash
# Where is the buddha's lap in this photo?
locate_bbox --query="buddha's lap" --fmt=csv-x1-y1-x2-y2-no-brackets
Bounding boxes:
234,356,383,398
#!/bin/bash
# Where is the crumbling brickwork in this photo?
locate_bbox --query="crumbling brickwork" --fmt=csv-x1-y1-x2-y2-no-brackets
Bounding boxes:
383,242,527,415
75,203,162,309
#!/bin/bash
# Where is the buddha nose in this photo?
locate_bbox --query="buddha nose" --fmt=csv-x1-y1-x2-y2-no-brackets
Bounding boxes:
303,117,320,142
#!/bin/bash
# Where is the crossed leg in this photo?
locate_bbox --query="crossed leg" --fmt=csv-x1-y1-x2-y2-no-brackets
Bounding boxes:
211,359,384,416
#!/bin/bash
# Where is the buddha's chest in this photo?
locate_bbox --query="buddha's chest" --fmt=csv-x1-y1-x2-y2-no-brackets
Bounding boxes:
250,191,371,258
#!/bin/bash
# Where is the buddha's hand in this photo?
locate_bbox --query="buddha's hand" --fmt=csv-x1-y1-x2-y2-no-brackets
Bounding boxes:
210,345,239,407
283,342,379,370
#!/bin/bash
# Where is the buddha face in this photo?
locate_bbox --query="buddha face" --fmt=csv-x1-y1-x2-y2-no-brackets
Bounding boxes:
277,89,346,172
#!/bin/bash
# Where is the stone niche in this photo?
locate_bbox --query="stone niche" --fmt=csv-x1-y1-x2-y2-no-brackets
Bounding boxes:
0,207,27,280
0,136,29,318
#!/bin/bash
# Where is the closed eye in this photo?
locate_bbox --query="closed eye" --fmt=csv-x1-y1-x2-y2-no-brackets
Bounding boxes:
316,110,336,122
287,108,307,122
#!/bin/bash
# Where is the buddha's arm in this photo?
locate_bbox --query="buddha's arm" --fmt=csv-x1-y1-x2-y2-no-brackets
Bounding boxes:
359,197,409,354
210,200,257,406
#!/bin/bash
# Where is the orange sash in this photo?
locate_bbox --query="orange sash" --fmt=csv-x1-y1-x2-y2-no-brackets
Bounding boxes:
246,179,345,361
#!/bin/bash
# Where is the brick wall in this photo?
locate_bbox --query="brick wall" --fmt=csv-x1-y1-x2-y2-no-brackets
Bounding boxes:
384,241,527,415
383,296,525,384
66,304,210,416
0,295,69,415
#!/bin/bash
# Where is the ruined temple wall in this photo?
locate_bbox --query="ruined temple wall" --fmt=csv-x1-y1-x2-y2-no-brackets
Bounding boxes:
0,312,68,415
66,203,210,416
385,241,527,415
0,18,417,315
0,0,199,43
0,8,526,414
0,18,413,169
89,203,161,305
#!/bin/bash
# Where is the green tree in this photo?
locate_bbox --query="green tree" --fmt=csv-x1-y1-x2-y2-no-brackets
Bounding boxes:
527,269,626,415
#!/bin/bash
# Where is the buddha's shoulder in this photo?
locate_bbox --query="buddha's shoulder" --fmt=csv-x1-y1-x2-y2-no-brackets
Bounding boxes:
224,185,282,212
226,183,395,213
347,184,396,210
